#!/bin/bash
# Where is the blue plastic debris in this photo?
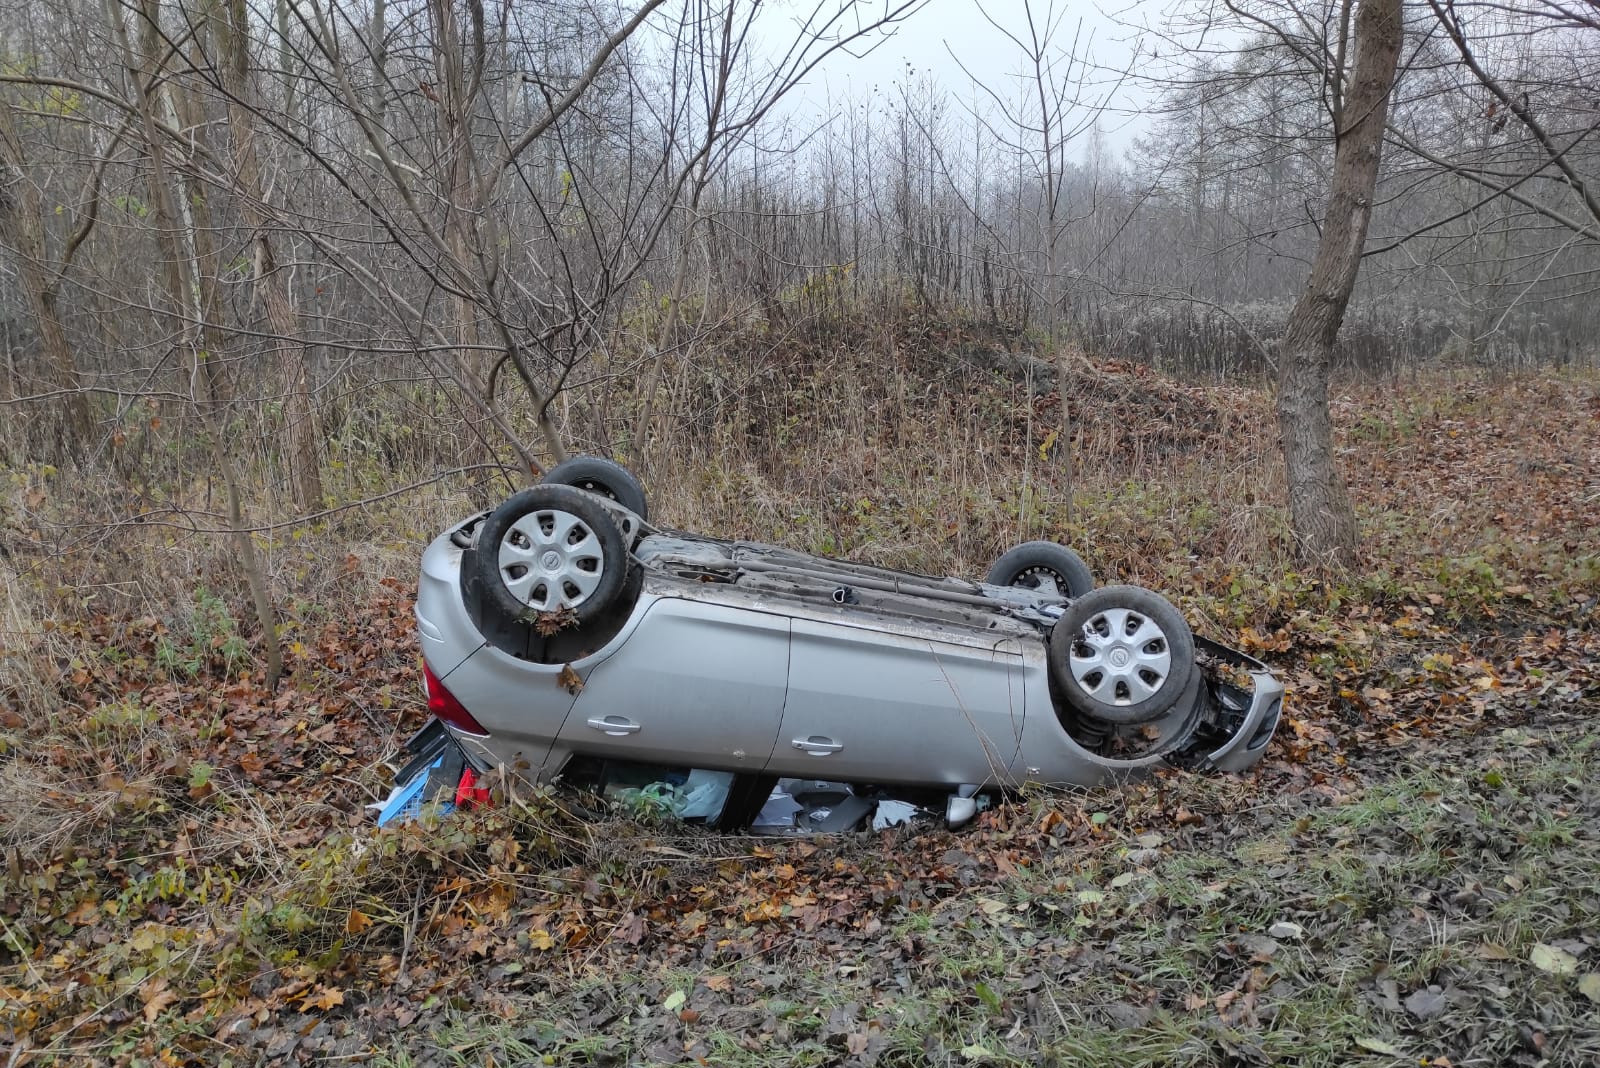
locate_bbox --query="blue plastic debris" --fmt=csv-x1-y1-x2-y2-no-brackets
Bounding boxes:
375,754,453,827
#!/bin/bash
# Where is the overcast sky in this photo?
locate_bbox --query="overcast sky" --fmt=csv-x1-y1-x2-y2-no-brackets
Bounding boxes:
753,0,1166,157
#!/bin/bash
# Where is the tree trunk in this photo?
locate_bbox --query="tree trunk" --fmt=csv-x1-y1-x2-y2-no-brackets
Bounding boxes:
0,101,93,457
218,0,324,513
1276,0,1402,568
429,0,522,490
113,0,283,687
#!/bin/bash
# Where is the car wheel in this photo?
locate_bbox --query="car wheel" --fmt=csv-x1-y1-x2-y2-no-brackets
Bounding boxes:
986,541,1094,598
474,484,629,627
541,456,648,520
532,559,644,664
1048,585,1196,725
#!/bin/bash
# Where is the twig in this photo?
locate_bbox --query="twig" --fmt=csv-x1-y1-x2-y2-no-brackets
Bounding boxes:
398,881,424,975
0,912,44,986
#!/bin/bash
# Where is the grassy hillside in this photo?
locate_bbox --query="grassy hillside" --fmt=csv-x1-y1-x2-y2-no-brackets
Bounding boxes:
1,340,1597,1066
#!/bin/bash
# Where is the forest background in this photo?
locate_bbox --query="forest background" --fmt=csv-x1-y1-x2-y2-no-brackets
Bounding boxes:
1,0,1598,1064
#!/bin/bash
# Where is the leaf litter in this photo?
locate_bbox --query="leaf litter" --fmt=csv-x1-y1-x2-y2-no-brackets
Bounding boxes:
1,371,1598,1065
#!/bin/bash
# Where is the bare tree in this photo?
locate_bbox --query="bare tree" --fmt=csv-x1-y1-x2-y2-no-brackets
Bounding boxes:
213,0,324,512
1277,0,1403,566
279,0,920,480
1412,0,1600,240
108,0,284,683
0,94,94,455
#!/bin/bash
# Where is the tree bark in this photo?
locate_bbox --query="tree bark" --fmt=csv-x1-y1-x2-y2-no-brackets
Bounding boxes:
1276,0,1402,568
112,0,283,686
0,100,93,457
217,0,324,513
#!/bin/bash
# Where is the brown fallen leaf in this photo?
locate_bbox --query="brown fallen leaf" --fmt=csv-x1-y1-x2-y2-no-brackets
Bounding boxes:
142,979,177,1023
558,664,584,695
535,606,579,636
304,986,344,1012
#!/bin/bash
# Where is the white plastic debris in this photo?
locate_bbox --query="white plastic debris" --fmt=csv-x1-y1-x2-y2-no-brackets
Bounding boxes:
872,799,919,829
677,769,733,820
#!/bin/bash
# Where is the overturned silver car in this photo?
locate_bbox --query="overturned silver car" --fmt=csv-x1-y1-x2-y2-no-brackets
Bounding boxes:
384,458,1283,830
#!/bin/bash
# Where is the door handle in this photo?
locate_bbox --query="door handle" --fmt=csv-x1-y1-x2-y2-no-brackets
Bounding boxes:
792,736,843,755
587,716,641,737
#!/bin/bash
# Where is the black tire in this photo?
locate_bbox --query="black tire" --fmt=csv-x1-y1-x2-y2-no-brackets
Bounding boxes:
473,485,629,628
986,541,1094,598
1048,585,1196,725
532,559,643,664
1056,668,1203,762
541,456,648,520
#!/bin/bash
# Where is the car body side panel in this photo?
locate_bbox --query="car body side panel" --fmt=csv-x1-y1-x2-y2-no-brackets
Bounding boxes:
559,596,790,770
435,643,579,776
416,533,484,680
769,619,1027,787
1001,649,1121,787
431,582,665,782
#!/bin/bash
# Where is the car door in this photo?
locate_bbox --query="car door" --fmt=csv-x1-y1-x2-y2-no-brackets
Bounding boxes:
769,617,1026,786
559,596,789,771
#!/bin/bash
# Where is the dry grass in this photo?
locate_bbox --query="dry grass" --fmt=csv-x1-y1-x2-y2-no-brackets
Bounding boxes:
3,324,1595,703
628,344,1292,585
2,322,1599,1065
0,561,63,723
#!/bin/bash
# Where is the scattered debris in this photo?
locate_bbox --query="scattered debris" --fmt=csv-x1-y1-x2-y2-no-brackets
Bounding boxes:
1267,920,1306,941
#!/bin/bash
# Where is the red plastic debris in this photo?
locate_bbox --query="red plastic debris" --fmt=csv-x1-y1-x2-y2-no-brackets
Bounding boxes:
454,767,491,808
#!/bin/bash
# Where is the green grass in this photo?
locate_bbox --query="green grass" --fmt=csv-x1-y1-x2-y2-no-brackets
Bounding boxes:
355,724,1600,1067
5,362,1597,1066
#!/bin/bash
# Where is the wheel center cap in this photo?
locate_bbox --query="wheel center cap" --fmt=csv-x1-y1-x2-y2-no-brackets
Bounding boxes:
540,550,563,572
1108,647,1132,669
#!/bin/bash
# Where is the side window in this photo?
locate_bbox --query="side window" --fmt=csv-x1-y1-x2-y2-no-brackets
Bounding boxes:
563,757,734,824
560,759,945,832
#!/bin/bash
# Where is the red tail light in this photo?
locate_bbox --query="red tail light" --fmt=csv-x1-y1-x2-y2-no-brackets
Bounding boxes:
423,662,489,736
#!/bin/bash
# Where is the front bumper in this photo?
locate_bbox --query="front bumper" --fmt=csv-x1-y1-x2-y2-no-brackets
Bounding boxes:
1191,637,1285,773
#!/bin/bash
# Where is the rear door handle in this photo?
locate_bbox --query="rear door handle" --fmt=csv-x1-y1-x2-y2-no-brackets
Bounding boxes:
792,736,843,755
587,716,641,737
